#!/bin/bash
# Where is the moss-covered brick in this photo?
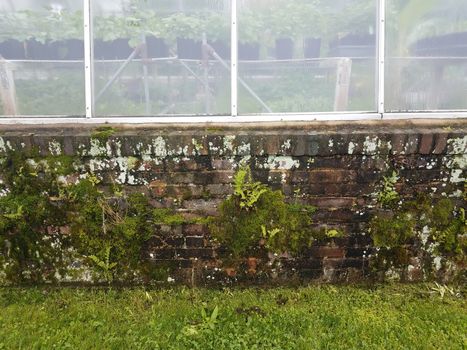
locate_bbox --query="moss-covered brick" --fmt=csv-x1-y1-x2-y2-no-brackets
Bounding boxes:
0,120,465,285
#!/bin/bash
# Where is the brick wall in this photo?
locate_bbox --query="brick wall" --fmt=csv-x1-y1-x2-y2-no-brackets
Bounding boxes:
0,119,465,283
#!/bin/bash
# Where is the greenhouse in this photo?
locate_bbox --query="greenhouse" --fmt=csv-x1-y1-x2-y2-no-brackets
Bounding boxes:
0,4,466,342
0,0,466,120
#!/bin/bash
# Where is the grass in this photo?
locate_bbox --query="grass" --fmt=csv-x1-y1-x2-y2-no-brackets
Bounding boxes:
0,284,465,350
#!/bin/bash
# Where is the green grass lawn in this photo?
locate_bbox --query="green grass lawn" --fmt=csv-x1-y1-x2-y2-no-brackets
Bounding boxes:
0,284,465,350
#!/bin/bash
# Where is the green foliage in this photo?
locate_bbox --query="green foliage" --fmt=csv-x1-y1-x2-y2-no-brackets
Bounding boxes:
370,173,466,276
153,208,186,226
0,151,73,283
0,285,465,349
370,211,416,249
67,179,154,282
89,244,117,284
90,127,116,142
376,171,400,208
200,305,219,331
429,200,466,258
233,167,267,210
210,166,316,260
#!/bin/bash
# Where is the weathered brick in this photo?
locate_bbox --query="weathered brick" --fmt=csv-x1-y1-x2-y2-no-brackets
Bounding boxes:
291,136,307,156
183,224,207,236
308,169,357,184
432,133,448,154
185,236,205,248
404,134,420,154
182,199,222,214
390,134,405,155
176,248,215,259
306,197,356,209
167,172,195,184
419,134,434,154
149,180,167,197
308,246,345,258
344,258,367,269
205,184,232,196
211,158,235,170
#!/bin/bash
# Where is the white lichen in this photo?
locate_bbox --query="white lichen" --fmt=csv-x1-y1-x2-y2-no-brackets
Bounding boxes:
262,156,300,170
0,137,12,153
48,140,62,156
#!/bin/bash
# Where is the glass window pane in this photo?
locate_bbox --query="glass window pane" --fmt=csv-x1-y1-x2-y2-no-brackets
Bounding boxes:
0,0,85,116
237,0,377,114
92,0,231,116
386,0,467,111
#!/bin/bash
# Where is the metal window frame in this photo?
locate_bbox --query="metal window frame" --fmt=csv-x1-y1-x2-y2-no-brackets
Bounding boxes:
0,0,466,124
377,0,385,115
231,0,238,117
83,0,93,119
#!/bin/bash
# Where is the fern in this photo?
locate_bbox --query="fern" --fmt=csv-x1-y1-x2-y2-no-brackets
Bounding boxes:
233,166,267,210
89,244,117,283
377,171,400,207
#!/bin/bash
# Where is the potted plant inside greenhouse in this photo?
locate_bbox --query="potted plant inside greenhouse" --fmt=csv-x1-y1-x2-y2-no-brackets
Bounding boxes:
267,1,303,60
205,12,230,60
408,1,467,57
162,13,204,60
0,11,29,59
328,1,376,57
94,15,133,60
238,10,263,61
298,1,326,59
129,10,170,59
144,14,170,60
49,10,84,60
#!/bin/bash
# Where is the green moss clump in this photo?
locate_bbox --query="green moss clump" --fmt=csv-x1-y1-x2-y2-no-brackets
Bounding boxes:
153,208,186,226
430,199,466,259
370,212,416,249
0,151,73,284
66,179,154,282
369,180,466,278
91,126,116,142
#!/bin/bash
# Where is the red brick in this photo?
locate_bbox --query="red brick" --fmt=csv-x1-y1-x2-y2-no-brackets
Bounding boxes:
432,133,448,154
149,180,167,197
308,169,357,184
391,134,406,154
419,134,434,154
310,246,345,258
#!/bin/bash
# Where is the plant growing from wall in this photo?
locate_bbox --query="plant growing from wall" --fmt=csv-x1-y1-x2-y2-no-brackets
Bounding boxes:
369,171,466,280
66,177,154,283
0,151,75,284
210,166,317,268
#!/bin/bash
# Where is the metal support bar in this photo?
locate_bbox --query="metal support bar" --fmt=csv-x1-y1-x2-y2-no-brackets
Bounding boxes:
95,47,141,103
202,33,211,115
141,34,151,115
171,50,214,94
208,45,272,113
377,0,386,116
0,58,17,115
83,0,93,118
231,0,238,116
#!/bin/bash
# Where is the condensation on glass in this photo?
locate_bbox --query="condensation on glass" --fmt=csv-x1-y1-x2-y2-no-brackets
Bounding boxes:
237,0,377,114
0,0,85,116
92,0,231,116
385,0,467,111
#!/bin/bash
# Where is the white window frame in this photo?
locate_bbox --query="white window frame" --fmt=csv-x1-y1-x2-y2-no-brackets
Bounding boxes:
1,0,466,124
